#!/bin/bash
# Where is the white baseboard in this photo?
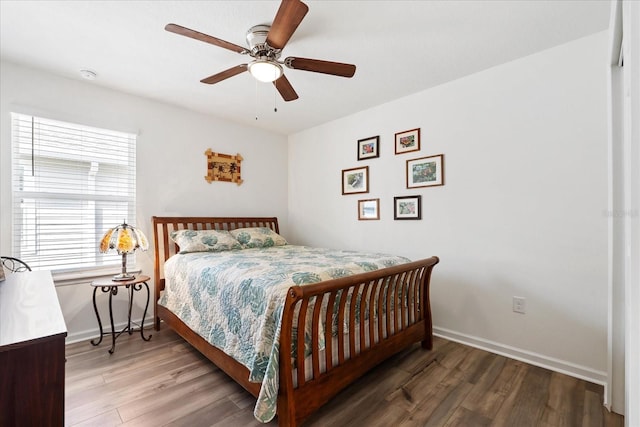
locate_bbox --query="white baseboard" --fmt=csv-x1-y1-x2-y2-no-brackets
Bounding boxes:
433,326,609,406
65,316,155,345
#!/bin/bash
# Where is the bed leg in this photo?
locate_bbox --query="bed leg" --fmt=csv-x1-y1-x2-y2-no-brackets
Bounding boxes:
421,314,433,350
154,316,161,331
422,334,433,350
277,415,295,427
277,394,297,427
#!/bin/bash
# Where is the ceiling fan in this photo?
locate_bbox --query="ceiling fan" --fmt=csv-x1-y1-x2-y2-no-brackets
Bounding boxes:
165,0,356,102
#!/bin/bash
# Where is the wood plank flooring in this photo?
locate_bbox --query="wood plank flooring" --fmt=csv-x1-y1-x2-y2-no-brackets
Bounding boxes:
65,327,624,427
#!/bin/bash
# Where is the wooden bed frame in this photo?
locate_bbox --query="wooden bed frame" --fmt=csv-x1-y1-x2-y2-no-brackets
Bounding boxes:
152,216,439,426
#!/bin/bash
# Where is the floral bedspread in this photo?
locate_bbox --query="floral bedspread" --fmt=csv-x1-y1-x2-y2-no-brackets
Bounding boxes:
158,245,410,422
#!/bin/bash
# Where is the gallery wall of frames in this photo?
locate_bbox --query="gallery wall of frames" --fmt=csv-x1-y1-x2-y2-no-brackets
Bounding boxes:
342,127,444,221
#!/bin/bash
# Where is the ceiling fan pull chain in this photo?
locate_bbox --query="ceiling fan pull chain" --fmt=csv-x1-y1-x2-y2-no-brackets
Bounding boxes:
274,83,278,112
255,78,259,121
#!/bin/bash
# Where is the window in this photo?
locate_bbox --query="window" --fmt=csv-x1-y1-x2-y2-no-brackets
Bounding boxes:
11,113,137,272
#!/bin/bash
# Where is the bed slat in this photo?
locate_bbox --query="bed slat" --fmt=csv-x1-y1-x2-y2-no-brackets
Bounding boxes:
337,289,348,364
311,294,323,379
324,291,337,372
296,298,308,387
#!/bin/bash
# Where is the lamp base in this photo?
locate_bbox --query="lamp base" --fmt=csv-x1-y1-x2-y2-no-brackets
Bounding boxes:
112,273,135,282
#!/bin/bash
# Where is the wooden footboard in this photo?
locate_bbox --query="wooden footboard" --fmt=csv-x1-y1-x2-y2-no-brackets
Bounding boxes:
277,256,439,426
151,216,438,427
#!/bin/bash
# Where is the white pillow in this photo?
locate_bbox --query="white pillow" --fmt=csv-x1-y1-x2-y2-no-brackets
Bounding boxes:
169,229,242,253
230,227,287,248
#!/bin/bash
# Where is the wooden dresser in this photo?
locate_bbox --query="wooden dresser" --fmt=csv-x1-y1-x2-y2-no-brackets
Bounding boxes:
0,270,67,427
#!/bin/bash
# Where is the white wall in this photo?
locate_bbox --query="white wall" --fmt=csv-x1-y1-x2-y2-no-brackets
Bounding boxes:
288,32,610,384
0,61,288,342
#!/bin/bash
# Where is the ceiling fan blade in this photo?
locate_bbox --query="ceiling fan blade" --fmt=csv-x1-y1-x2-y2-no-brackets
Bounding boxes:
201,64,248,84
166,23,248,54
266,0,309,50
273,74,299,102
285,57,356,78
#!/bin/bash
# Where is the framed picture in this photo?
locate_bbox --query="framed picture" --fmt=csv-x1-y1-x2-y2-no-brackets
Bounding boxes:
342,166,369,195
406,154,444,188
204,149,243,185
357,136,380,160
394,195,422,220
358,198,380,220
395,128,420,155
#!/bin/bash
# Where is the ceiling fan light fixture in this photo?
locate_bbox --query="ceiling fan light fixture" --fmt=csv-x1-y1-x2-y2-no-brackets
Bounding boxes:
248,60,283,83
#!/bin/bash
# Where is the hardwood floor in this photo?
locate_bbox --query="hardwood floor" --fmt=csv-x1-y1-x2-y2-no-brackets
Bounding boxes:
65,327,624,427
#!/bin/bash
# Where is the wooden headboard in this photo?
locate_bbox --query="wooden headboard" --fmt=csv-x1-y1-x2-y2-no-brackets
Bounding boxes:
151,216,279,329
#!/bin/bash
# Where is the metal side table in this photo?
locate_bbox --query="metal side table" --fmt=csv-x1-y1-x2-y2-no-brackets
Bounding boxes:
90,275,152,354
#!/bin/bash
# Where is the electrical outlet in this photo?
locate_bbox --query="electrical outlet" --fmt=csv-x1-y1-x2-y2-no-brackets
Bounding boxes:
513,296,526,314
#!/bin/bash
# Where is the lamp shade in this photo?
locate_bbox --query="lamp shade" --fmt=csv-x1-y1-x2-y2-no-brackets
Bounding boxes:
99,222,148,254
99,222,148,281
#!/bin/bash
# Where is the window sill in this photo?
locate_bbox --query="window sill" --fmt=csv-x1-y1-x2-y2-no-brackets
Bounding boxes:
52,266,143,287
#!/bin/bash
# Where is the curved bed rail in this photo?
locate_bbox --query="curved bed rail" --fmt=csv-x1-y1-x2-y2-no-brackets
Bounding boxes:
278,256,439,426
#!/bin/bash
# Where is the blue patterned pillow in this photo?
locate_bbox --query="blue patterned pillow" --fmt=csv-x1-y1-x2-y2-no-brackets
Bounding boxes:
169,229,242,253
230,227,287,248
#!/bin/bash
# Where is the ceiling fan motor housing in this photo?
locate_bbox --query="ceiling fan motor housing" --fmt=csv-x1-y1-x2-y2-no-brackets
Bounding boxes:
246,25,281,60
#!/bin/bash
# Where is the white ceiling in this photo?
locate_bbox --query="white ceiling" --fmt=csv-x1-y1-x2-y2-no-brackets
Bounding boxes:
0,1,610,136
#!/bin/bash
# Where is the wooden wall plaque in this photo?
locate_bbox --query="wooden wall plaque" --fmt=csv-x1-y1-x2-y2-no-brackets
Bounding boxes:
204,149,243,185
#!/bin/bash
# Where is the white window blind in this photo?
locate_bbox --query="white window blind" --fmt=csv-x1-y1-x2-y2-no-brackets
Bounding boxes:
11,113,137,272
